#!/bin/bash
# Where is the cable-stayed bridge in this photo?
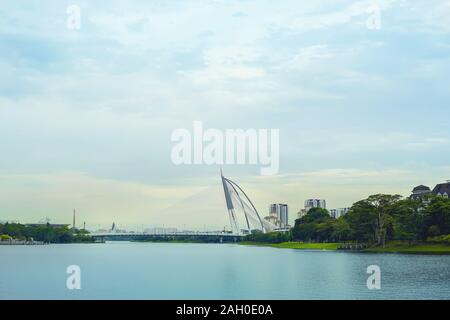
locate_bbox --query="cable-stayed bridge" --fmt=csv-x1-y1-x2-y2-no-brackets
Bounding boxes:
91,172,278,242
90,231,242,242
221,170,278,234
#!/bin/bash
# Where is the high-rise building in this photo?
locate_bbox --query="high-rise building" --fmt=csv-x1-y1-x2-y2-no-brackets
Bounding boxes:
279,204,288,227
269,204,278,215
304,199,326,210
329,209,337,219
267,204,289,227
329,208,350,219
297,199,327,219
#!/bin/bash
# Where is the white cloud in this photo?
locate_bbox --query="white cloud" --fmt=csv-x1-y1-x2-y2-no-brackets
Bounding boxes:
1,0,450,227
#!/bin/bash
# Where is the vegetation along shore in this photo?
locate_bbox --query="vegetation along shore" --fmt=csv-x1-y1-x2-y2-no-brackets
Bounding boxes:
242,193,450,255
1,192,449,254
0,223,94,244
240,241,450,254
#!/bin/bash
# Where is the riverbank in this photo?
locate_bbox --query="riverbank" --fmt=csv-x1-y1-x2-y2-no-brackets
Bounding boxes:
240,241,450,254
0,239,45,245
364,242,450,255
240,241,340,250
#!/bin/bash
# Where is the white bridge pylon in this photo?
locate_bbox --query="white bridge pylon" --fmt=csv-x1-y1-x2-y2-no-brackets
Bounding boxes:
221,171,276,235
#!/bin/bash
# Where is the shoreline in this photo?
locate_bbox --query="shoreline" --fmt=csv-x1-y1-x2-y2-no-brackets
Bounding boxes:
0,240,46,245
2,240,449,254
239,241,450,255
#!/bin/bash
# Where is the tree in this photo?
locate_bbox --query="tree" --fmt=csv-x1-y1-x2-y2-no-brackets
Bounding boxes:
315,220,335,242
344,201,377,243
423,196,450,237
292,222,316,242
298,208,331,224
245,230,291,243
344,194,401,247
368,194,401,247
391,198,425,241
331,218,352,242
428,225,441,237
292,207,332,242
0,222,93,243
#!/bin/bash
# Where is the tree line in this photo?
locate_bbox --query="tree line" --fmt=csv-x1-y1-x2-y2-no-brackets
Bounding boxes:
0,223,93,243
246,194,450,246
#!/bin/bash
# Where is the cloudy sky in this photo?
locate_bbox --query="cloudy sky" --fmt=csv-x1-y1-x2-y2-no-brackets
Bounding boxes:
1,0,450,230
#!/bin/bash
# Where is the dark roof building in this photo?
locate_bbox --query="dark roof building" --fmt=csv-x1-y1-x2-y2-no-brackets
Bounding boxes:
410,185,431,200
413,185,431,192
431,181,450,198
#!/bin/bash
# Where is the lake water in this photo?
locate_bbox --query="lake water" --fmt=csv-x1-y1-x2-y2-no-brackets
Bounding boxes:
1,242,449,300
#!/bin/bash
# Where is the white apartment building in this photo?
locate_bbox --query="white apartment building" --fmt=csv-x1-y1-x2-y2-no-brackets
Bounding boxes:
304,199,326,210
266,203,289,227
329,208,350,219
297,199,327,219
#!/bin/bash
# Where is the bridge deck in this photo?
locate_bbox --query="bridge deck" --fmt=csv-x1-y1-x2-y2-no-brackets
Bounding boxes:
90,232,245,243
91,232,242,237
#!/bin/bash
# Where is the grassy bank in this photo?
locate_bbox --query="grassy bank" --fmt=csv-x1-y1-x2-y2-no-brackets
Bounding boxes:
364,242,450,255
240,241,450,254
240,241,340,250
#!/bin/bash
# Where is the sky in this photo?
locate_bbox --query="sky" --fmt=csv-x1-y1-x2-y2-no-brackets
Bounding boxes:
1,0,450,230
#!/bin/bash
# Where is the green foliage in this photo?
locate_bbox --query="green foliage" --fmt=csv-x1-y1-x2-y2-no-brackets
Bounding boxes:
427,234,450,244
292,208,334,242
330,218,352,242
351,194,401,246
364,241,450,254
423,196,450,236
298,208,330,223
289,194,450,245
391,198,425,241
428,225,441,237
2,194,449,247
244,230,291,243
0,223,93,243
0,234,12,241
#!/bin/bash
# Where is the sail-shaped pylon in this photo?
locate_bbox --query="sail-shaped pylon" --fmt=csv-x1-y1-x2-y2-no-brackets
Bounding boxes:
221,171,277,234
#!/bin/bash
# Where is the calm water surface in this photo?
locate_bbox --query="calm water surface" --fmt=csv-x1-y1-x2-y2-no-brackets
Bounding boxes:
1,242,449,300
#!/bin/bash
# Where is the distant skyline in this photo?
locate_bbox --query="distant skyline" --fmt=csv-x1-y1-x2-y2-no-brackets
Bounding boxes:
1,0,450,229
